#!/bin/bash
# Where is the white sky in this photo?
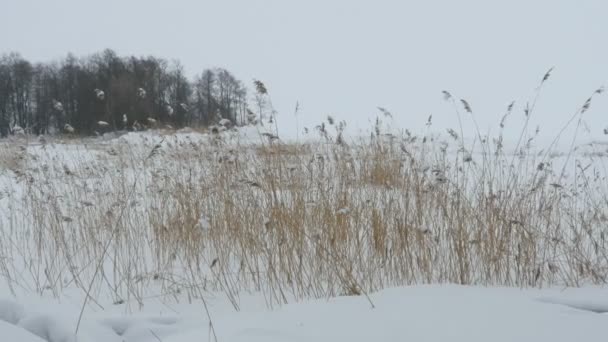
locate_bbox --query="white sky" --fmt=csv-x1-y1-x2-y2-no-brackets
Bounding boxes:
1,0,607,142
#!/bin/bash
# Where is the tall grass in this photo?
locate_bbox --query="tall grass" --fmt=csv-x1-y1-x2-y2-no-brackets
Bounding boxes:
0,75,607,311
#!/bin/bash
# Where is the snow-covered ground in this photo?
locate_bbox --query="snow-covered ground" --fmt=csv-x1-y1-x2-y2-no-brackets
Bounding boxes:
1,126,608,342
1,285,608,342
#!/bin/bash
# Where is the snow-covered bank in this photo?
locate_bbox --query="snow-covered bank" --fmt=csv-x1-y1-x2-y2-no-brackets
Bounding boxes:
1,285,607,342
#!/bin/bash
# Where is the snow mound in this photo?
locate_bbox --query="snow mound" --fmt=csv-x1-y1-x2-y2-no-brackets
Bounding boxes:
19,314,79,342
538,295,608,313
0,299,26,324
0,320,46,342
100,316,180,341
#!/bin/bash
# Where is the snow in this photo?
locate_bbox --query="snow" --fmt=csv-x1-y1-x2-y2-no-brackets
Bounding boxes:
94,89,105,101
165,105,174,116
0,320,46,342
19,314,77,342
137,88,146,99
1,127,608,341
13,125,25,135
336,207,350,215
53,100,64,112
197,214,211,232
218,118,232,128
0,286,606,342
64,124,75,133
0,299,25,324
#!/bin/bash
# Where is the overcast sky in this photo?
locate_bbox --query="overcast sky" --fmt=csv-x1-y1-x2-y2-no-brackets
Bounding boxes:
2,0,607,142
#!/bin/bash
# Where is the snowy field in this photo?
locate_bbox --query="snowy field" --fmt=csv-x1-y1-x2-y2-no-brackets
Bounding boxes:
2,0,606,340
1,125,608,341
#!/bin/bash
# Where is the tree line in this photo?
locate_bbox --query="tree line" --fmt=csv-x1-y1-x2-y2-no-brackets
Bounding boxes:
0,49,251,137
